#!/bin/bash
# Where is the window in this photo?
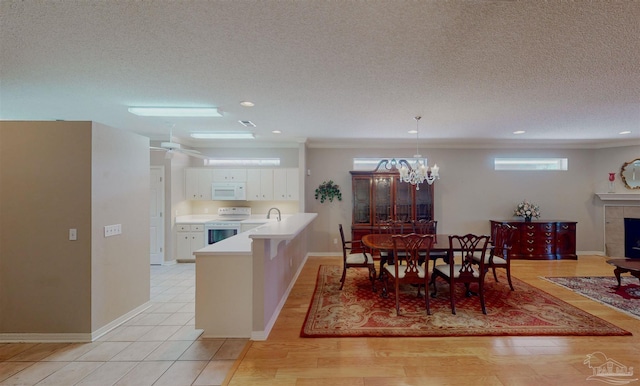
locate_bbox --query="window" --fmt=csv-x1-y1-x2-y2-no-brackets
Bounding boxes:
353,157,429,171
205,158,280,167
494,158,568,171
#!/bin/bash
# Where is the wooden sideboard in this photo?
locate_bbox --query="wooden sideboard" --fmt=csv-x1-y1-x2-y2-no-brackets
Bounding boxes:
490,220,577,260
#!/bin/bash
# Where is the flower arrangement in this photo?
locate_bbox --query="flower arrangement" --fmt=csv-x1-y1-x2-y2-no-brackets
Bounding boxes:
514,199,540,221
315,180,342,203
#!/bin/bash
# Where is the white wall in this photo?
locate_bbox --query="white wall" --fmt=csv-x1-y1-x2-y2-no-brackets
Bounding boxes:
91,123,150,332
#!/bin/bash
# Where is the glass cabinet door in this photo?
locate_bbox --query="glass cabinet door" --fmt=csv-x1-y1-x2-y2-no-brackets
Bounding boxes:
373,176,392,224
352,177,372,225
394,177,413,223
415,184,433,221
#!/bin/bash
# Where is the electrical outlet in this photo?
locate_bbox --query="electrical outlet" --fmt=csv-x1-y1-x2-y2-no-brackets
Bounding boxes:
333,238,338,245
69,228,77,241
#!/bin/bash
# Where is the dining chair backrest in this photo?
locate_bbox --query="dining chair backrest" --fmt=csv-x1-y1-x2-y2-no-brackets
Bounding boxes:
491,223,516,261
376,219,409,234
413,219,437,235
448,234,490,279
338,223,349,250
391,233,434,278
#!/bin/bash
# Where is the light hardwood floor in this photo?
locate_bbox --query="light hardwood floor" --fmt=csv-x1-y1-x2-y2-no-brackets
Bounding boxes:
224,255,639,386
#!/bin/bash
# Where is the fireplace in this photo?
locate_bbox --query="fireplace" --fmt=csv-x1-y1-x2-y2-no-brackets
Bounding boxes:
624,218,640,259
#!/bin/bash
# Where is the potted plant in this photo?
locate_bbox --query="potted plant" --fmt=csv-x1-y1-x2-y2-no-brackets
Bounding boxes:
315,180,342,203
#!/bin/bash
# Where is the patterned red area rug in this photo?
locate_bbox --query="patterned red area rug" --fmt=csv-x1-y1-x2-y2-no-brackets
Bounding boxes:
543,276,640,320
301,265,631,337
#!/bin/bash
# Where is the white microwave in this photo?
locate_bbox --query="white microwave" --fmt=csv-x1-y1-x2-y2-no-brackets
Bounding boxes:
212,182,246,201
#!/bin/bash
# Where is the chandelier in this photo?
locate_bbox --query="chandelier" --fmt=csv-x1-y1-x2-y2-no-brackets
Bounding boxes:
398,116,439,189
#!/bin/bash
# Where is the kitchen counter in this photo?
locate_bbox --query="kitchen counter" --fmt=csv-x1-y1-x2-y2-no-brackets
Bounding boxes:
176,214,290,224
194,212,317,339
194,213,315,256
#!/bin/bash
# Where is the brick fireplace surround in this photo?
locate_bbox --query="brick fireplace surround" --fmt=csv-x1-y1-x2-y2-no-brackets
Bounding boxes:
605,205,640,257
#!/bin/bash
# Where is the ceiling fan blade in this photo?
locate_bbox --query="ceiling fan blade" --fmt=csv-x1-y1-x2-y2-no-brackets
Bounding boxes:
177,148,201,155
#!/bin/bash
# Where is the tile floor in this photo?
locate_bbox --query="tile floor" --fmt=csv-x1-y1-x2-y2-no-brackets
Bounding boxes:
0,263,248,386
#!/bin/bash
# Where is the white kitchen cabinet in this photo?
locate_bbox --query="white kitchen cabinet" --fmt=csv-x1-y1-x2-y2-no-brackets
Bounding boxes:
212,169,246,182
246,169,274,201
273,168,299,200
176,224,205,260
185,168,213,200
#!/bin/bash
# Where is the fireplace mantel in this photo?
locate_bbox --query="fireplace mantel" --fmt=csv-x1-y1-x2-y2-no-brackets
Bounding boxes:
596,193,640,201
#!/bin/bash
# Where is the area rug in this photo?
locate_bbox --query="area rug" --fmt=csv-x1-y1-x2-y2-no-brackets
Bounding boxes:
543,276,640,320
301,265,631,337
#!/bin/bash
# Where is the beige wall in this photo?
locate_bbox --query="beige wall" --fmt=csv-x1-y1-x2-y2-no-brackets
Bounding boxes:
0,121,149,336
1,121,92,333
305,145,640,254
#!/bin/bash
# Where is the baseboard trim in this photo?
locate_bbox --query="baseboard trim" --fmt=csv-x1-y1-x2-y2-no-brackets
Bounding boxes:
578,251,605,256
0,332,93,343
90,301,152,341
0,301,152,343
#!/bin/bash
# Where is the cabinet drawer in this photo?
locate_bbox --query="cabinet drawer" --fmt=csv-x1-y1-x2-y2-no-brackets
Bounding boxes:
522,223,556,232
522,231,554,240
521,244,554,255
557,223,576,231
177,224,204,232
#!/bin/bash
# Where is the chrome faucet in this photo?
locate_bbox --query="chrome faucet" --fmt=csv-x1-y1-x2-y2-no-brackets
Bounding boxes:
267,207,281,222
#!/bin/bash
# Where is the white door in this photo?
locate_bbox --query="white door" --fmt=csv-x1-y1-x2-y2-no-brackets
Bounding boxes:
150,167,165,265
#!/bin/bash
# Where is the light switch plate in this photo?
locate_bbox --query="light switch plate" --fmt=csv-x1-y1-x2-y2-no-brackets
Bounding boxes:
104,224,122,237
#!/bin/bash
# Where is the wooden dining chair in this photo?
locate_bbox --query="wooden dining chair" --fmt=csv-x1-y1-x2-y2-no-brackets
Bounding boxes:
430,234,490,314
375,219,399,270
412,219,449,264
473,223,516,290
383,233,434,315
339,224,376,291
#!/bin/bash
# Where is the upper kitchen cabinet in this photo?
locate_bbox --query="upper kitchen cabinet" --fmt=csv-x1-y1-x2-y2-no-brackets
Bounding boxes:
185,168,213,200
212,169,247,182
273,168,299,201
247,169,274,201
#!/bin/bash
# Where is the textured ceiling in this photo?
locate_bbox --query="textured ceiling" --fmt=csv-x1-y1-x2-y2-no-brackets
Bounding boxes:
1,1,639,148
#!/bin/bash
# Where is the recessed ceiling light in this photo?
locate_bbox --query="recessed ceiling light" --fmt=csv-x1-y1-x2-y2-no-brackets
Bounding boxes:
190,132,254,139
619,130,632,135
408,130,417,134
513,130,526,135
272,130,282,134
128,107,222,117
240,101,255,107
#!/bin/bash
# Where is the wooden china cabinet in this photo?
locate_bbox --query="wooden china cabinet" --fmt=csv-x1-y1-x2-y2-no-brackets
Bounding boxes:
350,160,434,249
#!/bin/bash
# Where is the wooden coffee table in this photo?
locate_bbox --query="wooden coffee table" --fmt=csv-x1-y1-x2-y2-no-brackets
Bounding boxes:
606,258,640,288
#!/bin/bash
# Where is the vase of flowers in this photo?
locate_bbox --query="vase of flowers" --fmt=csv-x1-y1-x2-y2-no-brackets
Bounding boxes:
514,200,540,222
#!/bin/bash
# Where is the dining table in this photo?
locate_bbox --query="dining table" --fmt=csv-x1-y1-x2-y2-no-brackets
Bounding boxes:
361,233,452,276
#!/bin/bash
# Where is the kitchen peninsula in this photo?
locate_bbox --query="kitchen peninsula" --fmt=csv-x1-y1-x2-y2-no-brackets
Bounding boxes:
193,212,317,340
